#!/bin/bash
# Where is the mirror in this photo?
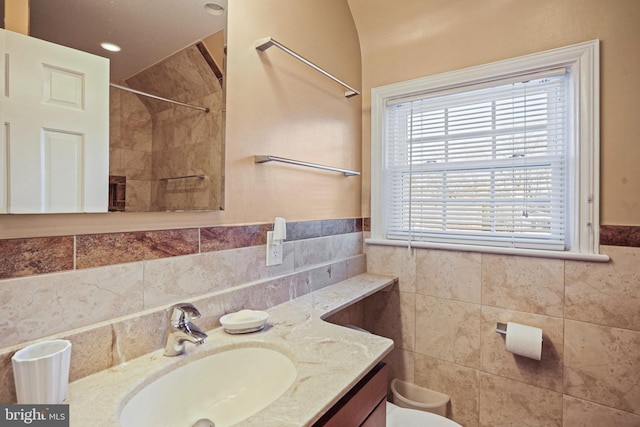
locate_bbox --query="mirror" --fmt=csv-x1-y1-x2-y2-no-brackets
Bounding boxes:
25,0,227,212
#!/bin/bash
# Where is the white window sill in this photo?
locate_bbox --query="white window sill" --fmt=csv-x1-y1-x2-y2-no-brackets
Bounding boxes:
364,238,610,262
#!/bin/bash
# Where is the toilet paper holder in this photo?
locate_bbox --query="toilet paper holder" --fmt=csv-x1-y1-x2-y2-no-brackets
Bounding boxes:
496,322,543,341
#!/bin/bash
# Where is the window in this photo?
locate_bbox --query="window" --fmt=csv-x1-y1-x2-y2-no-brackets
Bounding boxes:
370,41,606,260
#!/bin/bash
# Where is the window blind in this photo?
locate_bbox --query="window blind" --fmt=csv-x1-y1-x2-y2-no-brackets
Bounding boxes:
384,70,569,250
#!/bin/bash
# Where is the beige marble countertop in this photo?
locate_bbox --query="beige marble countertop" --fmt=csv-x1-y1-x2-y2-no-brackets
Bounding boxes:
68,273,396,427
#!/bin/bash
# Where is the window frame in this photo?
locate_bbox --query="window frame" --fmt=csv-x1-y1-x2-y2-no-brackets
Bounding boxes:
369,40,608,261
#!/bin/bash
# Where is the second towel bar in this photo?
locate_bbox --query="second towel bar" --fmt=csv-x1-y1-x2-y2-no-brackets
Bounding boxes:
255,37,360,98
255,155,360,177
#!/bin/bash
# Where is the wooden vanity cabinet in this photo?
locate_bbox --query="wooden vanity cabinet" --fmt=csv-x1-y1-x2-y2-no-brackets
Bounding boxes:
314,362,387,427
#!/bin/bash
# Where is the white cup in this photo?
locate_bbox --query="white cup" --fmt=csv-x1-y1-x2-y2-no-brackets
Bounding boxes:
11,339,72,404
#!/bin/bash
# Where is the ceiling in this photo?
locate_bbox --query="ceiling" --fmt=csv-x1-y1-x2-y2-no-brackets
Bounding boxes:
29,0,227,80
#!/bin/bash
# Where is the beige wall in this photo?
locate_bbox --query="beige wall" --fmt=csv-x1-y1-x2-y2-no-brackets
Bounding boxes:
0,0,362,238
349,0,640,226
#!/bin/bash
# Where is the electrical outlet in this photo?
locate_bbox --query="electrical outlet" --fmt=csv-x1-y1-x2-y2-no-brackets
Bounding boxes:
266,231,283,266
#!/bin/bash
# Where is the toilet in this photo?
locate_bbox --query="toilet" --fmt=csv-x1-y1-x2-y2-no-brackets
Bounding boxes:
386,401,462,427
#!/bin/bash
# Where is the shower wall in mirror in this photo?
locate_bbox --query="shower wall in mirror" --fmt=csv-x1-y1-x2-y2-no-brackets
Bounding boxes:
110,37,225,212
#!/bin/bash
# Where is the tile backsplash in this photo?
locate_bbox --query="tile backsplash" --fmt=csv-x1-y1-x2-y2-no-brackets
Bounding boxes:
0,218,364,403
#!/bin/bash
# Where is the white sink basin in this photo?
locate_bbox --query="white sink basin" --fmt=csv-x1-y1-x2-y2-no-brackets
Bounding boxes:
119,346,297,427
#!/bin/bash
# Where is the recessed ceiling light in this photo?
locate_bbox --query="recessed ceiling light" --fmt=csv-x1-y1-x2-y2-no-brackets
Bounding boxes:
101,42,121,52
204,2,225,16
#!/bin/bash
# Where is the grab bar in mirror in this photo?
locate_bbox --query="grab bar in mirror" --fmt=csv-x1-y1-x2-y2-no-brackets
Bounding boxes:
254,37,360,98
255,155,360,177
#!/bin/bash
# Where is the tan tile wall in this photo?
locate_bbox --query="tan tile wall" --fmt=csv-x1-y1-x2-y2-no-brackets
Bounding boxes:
363,244,640,427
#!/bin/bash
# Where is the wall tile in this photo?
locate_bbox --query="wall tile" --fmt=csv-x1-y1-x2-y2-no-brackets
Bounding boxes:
287,220,323,240
111,310,166,365
564,320,640,414
0,263,144,348
565,245,640,331
482,254,564,317
321,219,357,236
294,236,334,270
600,225,640,247
120,148,152,180
363,290,416,352
414,354,481,427
366,245,416,293
142,250,237,309
563,395,640,427
68,324,116,382
0,237,74,280
416,249,481,303
333,232,363,260
480,306,563,392
76,229,199,269
233,244,295,284
479,372,563,427
200,224,271,252
415,295,481,369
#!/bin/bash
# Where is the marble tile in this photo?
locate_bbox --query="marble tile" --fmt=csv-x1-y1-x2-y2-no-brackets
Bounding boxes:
564,320,640,414
232,244,295,284
124,179,151,212
479,372,563,427
111,310,166,365
346,254,367,278
415,295,481,369
287,220,323,241
480,306,563,392
563,395,640,427
298,264,335,293
366,244,417,293
481,253,564,317
0,349,17,403
0,237,74,279
294,236,334,270
76,229,199,269
321,219,358,236
68,324,115,381
415,354,481,427
416,248,482,303
109,147,123,175
600,225,640,247
363,289,416,352
200,224,271,252
333,232,363,259
0,263,144,348
120,148,152,180
565,245,640,331
142,250,237,309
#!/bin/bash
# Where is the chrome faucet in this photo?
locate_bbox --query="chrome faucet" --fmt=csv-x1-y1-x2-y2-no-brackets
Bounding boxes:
163,303,208,356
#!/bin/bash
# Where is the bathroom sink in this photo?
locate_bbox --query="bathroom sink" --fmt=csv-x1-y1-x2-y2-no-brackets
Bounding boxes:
119,346,297,427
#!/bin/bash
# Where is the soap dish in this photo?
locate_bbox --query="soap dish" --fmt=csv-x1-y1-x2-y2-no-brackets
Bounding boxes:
220,309,269,334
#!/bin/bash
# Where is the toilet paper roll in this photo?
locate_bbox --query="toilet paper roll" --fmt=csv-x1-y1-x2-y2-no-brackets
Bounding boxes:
505,322,543,360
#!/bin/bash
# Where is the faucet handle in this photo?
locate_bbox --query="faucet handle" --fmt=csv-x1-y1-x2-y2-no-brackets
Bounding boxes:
168,303,202,326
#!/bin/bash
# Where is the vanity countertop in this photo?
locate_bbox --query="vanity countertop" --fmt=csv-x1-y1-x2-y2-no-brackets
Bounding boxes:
68,272,396,426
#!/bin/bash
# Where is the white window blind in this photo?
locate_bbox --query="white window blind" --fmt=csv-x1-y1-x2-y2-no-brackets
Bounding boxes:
384,70,570,250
